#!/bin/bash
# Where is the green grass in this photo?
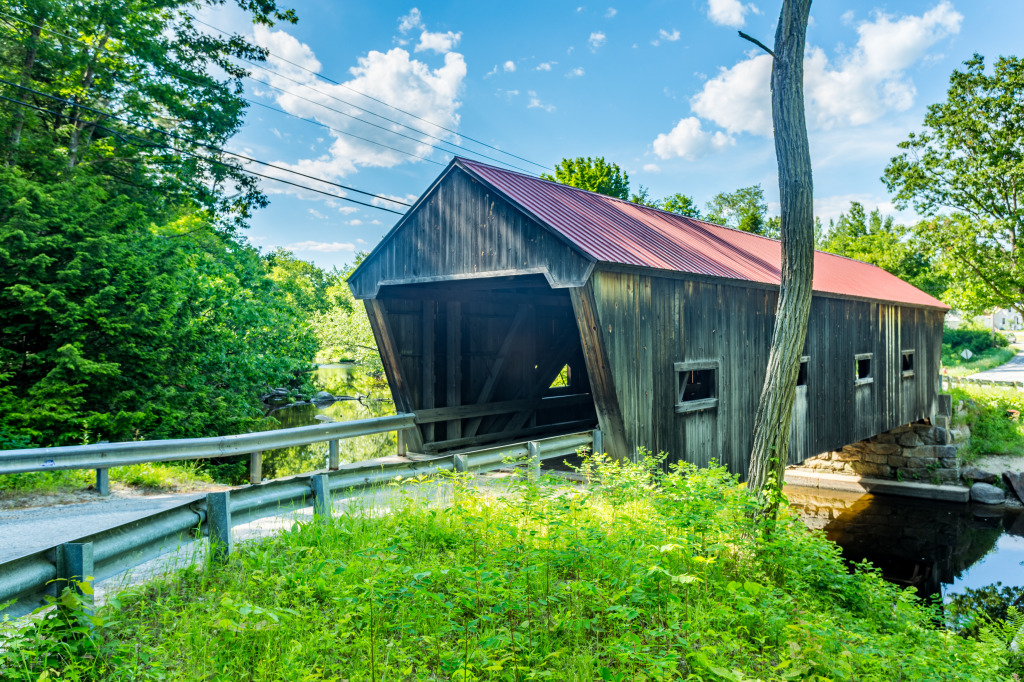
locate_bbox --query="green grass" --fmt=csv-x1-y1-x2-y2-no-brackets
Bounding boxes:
941,345,1016,377
0,461,213,496
949,384,1024,460
2,455,1018,681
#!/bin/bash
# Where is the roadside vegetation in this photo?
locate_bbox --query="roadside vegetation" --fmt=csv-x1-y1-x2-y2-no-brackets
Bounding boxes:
949,384,1024,461
2,457,1019,681
942,325,1016,377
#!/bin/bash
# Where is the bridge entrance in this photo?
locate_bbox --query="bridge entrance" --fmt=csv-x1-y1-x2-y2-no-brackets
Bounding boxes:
365,274,598,455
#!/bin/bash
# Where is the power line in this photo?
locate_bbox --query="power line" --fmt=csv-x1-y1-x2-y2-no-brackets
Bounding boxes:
190,16,550,172
0,93,406,215
0,78,413,208
0,11,448,172
0,10,546,175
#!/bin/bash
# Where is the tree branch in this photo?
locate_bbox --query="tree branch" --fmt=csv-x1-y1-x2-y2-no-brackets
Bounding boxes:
738,31,776,59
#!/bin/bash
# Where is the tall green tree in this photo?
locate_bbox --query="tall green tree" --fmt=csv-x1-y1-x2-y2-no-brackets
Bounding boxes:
705,185,773,236
884,54,1024,316
662,192,702,219
541,156,630,200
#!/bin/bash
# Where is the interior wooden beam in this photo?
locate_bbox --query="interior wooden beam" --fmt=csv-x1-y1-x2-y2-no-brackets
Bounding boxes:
569,284,630,459
422,418,597,453
463,305,532,437
414,393,592,424
364,299,425,453
421,300,435,443
446,300,462,440
501,333,585,433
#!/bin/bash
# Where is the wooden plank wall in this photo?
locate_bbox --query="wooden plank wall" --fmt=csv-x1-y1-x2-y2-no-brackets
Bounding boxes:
348,167,594,299
580,268,944,474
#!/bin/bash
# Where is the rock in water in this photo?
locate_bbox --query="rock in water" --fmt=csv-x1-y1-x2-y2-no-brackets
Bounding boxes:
313,391,335,403
970,482,1006,505
1004,471,1024,504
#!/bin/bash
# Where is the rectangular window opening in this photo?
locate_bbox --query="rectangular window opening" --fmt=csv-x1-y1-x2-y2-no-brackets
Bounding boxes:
797,355,809,387
901,350,915,378
674,361,719,413
855,353,873,385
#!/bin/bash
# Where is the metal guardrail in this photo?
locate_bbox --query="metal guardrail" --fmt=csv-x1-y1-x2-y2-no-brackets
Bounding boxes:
0,429,596,619
940,373,1024,391
0,413,418,490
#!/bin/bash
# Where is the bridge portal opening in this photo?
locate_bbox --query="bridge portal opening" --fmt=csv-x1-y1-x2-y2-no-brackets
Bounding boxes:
369,275,598,455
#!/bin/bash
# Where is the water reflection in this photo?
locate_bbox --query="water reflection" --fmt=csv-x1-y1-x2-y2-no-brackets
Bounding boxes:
787,486,1024,601
260,364,397,479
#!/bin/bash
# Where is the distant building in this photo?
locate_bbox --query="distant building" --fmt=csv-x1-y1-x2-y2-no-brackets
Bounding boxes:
945,309,1022,331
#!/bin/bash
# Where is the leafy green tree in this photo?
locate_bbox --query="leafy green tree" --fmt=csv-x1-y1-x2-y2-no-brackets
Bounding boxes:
541,156,630,200
628,185,659,208
884,54,1024,316
821,202,946,299
705,185,772,235
662,193,702,219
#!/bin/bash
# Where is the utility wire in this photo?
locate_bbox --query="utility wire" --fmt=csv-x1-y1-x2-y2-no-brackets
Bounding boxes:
0,10,543,174
0,12,446,172
0,78,413,208
0,93,406,215
191,16,550,172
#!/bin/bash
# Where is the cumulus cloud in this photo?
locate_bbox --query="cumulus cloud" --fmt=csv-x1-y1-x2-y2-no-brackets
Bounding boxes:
249,20,466,189
651,28,680,46
308,208,327,219
527,91,555,112
642,163,661,173
566,66,585,78
652,117,734,160
536,61,555,71
416,30,461,54
398,8,423,33
285,241,356,253
707,0,759,28
503,60,516,72
687,1,962,139
589,31,606,50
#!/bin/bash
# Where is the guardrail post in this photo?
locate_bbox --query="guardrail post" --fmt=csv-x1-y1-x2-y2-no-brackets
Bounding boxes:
527,442,541,481
95,468,109,496
453,453,468,473
397,429,407,456
592,429,604,457
207,491,232,564
312,474,331,521
328,440,340,469
58,542,94,614
249,451,263,485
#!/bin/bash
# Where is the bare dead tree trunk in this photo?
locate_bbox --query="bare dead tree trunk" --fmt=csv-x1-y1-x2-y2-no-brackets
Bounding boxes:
6,20,43,166
745,0,814,509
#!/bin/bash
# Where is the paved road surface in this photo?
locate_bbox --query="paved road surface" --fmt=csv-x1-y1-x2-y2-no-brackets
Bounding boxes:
969,351,1024,383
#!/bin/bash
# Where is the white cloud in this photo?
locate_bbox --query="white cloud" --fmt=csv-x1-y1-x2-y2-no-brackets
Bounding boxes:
536,61,555,71
308,208,327,219
372,193,417,208
286,241,356,253
589,31,606,50
348,219,363,225
652,117,734,160
605,7,617,18
527,90,555,112
707,0,759,28
659,28,680,42
566,66,585,78
503,60,516,72
356,238,369,244
250,20,466,187
416,30,461,54
484,64,498,78
686,2,962,137
398,8,423,33
642,163,661,173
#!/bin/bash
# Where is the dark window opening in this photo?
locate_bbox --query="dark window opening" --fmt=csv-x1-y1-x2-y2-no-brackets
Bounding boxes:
902,350,915,377
675,361,719,413
855,353,873,385
797,356,809,387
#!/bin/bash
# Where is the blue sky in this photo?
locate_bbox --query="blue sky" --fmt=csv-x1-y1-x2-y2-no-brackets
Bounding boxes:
201,0,1023,270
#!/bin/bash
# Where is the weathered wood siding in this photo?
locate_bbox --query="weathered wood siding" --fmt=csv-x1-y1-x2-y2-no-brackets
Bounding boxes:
577,268,944,472
349,167,594,299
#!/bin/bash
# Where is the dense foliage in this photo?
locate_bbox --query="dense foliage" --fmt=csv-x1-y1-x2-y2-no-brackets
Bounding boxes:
0,1,338,446
948,383,1024,459
2,458,1017,680
884,54,1024,317
541,156,631,200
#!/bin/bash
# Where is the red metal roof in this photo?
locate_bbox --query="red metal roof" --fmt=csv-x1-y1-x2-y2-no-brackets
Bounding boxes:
458,158,948,310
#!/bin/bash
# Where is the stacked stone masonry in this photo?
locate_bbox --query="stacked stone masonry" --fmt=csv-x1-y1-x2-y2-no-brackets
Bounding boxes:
794,421,970,485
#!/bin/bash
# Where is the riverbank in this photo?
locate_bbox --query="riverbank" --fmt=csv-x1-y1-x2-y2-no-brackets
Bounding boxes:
1,461,1018,680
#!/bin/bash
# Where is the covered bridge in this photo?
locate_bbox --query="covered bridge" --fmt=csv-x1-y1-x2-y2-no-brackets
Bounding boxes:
348,157,948,473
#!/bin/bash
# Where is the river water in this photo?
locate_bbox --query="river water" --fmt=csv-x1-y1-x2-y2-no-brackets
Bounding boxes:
788,485,1024,605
